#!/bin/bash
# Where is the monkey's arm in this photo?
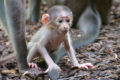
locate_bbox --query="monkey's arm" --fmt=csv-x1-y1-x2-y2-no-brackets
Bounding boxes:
64,33,93,69
27,43,38,63
64,33,79,66
37,41,61,80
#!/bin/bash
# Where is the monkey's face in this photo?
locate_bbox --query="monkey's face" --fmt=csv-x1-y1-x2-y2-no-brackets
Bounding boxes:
55,16,72,34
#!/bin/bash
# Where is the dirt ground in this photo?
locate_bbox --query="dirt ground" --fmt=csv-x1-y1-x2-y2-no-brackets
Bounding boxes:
0,1,120,80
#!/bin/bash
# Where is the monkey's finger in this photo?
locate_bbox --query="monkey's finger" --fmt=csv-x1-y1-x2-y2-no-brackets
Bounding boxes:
29,63,36,68
79,66,89,70
86,65,94,69
78,63,93,70
84,63,94,69
28,63,35,68
28,63,41,70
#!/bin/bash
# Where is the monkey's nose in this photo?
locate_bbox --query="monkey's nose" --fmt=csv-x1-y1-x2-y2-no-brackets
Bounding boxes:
63,27,69,33
64,26,68,30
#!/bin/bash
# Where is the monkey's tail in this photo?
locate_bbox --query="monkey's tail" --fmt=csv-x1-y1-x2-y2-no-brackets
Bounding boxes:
73,29,100,48
0,54,16,64
73,6,101,48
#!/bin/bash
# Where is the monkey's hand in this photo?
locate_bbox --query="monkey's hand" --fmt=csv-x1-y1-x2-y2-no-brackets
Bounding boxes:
28,63,41,70
75,63,94,70
21,63,41,76
45,63,61,80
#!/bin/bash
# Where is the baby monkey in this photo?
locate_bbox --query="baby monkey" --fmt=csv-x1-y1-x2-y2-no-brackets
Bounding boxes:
27,5,93,79
0,5,93,80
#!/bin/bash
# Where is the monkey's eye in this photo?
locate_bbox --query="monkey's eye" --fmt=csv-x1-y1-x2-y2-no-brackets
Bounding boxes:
58,20,63,23
66,19,70,23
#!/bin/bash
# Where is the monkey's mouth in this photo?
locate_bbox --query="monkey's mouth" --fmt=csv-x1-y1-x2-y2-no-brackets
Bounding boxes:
61,29,68,33
58,30,68,34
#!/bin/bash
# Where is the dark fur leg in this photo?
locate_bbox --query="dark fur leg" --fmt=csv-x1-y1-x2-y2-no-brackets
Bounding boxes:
4,0,29,70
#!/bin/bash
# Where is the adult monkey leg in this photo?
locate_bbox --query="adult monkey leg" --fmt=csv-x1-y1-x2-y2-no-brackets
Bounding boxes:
4,0,29,70
27,0,41,23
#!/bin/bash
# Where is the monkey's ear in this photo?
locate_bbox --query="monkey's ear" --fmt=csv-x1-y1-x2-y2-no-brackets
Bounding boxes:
41,14,50,25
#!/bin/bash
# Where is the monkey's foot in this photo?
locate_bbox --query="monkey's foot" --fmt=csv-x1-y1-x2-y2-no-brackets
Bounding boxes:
28,62,40,70
45,63,61,80
76,63,94,70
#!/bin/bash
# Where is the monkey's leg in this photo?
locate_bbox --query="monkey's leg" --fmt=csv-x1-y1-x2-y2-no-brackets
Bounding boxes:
4,0,29,70
27,44,40,63
27,0,41,23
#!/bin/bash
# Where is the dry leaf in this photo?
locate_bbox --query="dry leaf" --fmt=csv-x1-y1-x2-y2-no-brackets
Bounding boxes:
1,69,17,74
